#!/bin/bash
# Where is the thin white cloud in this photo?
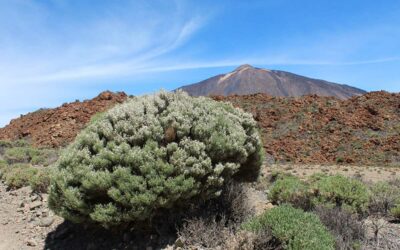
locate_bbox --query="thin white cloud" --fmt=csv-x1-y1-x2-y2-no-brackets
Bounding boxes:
0,0,207,86
0,0,209,126
1,0,398,86
141,56,400,72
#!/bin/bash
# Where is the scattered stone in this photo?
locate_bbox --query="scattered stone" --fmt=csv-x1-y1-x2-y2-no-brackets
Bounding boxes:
38,217,55,227
0,91,127,148
26,238,37,247
29,201,42,210
30,195,38,202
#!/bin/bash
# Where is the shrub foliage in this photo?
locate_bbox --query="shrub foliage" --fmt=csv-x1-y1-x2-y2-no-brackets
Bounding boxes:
369,181,400,216
310,174,370,213
48,91,263,228
314,206,365,249
268,174,310,210
2,163,38,189
268,173,370,213
242,205,335,250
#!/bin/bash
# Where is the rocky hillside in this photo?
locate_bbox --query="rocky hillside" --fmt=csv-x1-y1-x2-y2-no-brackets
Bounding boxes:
214,91,400,165
0,91,127,147
178,64,366,99
1,90,398,166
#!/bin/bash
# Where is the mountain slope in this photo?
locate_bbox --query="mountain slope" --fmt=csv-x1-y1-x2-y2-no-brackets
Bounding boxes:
178,64,366,99
0,91,127,147
213,91,400,165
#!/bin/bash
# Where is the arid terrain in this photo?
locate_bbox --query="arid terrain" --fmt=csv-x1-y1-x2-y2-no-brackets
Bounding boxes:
0,90,399,249
0,91,127,148
1,91,398,166
1,164,400,250
1,1,399,249
214,91,400,166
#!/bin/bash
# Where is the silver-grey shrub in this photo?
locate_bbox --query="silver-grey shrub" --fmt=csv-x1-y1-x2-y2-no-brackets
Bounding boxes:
48,91,263,228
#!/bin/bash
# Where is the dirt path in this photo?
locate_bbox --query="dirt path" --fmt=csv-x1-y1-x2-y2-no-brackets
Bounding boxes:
0,182,63,250
263,164,400,183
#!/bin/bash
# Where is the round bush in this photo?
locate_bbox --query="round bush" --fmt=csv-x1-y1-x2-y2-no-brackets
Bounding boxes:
48,91,263,227
242,205,335,250
268,174,310,209
310,174,369,213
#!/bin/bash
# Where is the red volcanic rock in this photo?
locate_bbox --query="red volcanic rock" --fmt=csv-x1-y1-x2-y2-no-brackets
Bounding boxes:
213,91,400,165
0,91,127,148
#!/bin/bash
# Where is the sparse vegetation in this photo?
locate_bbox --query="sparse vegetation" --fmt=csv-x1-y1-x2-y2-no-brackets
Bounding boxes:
3,144,58,166
314,206,365,249
4,147,35,164
390,203,400,219
29,167,52,193
0,91,399,249
2,163,38,189
268,174,310,210
178,216,254,249
0,140,57,192
242,205,335,250
369,181,400,216
268,173,370,213
310,174,370,214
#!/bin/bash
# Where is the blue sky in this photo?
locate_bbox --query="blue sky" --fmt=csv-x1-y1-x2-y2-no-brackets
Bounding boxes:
1,0,400,127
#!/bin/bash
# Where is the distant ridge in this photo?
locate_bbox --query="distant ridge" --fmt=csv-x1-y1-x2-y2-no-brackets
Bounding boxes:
0,91,127,147
177,64,366,99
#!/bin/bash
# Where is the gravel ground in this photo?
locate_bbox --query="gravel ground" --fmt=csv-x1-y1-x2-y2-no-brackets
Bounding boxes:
0,182,63,250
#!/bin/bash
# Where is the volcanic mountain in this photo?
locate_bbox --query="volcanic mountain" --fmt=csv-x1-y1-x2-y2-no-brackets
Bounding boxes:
178,64,366,99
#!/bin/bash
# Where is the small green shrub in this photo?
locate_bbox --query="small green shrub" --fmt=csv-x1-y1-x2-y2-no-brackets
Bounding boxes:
29,168,51,193
369,181,400,215
0,159,8,178
3,146,41,164
2,164,38,189
31,154,47,165
13,139,30,147
268,173,370,213
390,203,400,219
0,140,12,147
310,174,369,213
3,144,58,166
0,140,12,154
49,91,264,228
268,174,310,209
4,147,31,163
242,205,335,250
30,149,59,166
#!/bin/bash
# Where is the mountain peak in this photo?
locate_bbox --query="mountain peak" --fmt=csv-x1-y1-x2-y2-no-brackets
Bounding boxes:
235,64,254,71
178,65,366,99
